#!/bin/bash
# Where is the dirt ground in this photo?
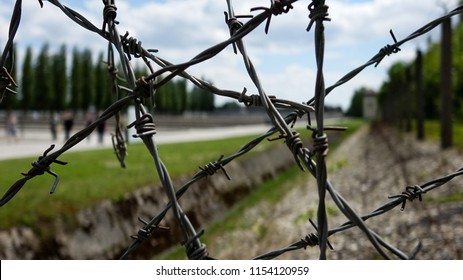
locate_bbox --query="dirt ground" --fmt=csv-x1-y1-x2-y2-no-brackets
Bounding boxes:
206,124,463,259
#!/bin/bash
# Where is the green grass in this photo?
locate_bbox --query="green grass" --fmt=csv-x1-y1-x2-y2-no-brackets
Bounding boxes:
0,119,365,233
427,192,463,203
0,133,275,229
413,119,463,150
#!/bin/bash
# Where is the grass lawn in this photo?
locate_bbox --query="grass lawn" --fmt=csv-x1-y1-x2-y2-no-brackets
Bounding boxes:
0,119,364,230
412,119,463,150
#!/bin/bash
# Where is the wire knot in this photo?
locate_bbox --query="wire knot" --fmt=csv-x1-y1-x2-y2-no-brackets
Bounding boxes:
376,29,401,67
239,89,276,107
389,185,424,211
300,233,320,249
127,112,157,138
224,12,253,54
130,217,169,242
121,32,158,60
199,155,231,180
251,0,294,34
21,145,68,194
133,76,153,99
111,128,127,168
0,67,18,101
286,132,304,170
307,0,331,31
312,132,329,157
183,230,211,260
102,0,118,31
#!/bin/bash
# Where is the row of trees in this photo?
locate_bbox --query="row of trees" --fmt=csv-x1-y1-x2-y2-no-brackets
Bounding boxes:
0,44,216,114
347,12,463,122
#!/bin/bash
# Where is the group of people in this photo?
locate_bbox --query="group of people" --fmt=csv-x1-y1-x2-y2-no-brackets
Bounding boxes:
50,110,106,144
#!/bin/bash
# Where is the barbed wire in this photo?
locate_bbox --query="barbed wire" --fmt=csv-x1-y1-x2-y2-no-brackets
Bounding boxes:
1,0,463,260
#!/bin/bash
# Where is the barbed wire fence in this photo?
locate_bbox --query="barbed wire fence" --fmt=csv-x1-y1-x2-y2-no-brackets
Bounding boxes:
1,0,463,260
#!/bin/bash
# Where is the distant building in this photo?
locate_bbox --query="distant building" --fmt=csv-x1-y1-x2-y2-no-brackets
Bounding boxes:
362,90,378,120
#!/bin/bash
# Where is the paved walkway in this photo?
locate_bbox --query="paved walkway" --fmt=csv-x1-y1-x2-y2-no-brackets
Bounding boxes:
0,124,272,161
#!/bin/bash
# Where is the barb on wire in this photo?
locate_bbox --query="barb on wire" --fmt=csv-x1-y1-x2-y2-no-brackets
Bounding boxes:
254,219,333,260
199,155,231,180
130,217,169,242
0,67,18,101
0,145,67,207
307,0,330,31
251,0,294,34
262,168,463,260
389,185,424,211
224,10,253,54
375,29,401,67
307,4,463,106
3,0,463,261
126,111,157,138
102,0,118,32
307,0,331,260
121,32,158,61
1,0,22,100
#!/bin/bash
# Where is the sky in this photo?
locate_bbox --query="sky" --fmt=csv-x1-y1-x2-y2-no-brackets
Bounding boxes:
0,0,460,110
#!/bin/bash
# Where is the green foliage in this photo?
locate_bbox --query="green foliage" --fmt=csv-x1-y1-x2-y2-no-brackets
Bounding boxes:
70,47,83,110
346,87,369,117
94,52,111,110
188,78,215,112
20,47,34,112
376,18,463,121
80,49,95,111
34,44,53,110
51,45,67,112
9,43,219,114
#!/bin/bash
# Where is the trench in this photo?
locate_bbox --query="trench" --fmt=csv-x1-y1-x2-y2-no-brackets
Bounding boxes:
0,141,297,259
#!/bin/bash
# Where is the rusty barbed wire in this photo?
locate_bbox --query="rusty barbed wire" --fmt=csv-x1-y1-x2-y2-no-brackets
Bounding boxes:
1,0,463,260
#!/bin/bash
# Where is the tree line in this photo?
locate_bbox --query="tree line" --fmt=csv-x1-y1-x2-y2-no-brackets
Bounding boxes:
0,44,216,114
346,11,463,123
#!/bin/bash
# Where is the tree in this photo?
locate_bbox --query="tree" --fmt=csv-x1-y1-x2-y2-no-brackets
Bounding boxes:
69,47,83,110
80,49,95,111
172,78,187,114
51,44,67,112
346,87,367,117
94,52,111,110
188,79,215,112
20,47,34,113
34,43,53,110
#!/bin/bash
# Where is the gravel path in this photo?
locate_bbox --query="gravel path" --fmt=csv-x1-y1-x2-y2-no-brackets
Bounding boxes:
206,124,463,259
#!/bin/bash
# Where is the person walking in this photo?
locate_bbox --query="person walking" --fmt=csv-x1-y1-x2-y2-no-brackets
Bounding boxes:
6,112,18,142
49,112,58,141
96,110,106,144
62,110,74,141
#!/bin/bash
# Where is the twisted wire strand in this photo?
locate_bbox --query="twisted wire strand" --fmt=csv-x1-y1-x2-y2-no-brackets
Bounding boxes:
120,111,303,259
2,0,463,261
307,4,463,106
0,0,22,99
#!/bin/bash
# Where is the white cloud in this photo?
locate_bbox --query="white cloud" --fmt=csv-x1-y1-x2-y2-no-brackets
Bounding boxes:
1,0,461,111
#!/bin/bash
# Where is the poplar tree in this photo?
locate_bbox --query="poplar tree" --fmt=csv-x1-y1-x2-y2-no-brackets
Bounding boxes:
34,43,53,110
94,52,110,110
70,47,83,110
21,47,34,113
81,49,95,111
51,44,67,112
